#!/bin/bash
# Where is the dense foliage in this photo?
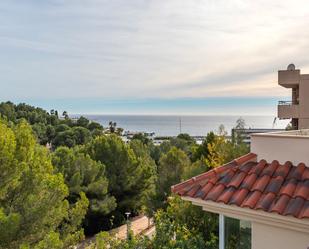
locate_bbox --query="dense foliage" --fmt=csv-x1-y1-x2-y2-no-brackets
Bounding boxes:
0,102,249,248
0,101,103,148
51,147,117,234
0,120,88,249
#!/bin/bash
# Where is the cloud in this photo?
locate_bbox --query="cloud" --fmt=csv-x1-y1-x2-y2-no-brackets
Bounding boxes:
1,0,309,102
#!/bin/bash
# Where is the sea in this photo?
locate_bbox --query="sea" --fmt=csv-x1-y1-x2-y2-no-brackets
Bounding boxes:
78,115,289,137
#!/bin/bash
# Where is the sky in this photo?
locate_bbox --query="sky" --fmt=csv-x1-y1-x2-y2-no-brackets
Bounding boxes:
1,0,309,115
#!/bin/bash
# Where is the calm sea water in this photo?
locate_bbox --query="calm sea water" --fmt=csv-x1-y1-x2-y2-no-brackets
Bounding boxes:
78,115,289,137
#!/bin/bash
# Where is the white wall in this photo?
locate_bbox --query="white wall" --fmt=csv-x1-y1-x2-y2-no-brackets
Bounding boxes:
252,222,309,249
251,134,309,166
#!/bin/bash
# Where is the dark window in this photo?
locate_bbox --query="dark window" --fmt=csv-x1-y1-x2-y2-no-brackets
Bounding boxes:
224,216,251,249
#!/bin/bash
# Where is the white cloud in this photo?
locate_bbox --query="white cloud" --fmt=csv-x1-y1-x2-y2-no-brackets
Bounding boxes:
1,0,309,100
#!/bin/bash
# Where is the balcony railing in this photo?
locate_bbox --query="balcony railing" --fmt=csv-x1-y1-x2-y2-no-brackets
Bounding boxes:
278,100,293,105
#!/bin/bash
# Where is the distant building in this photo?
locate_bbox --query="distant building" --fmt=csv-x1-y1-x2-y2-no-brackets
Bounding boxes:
278,64,309,129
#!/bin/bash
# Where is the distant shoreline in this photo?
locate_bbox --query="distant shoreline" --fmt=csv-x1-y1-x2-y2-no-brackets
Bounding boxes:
70,114,289,137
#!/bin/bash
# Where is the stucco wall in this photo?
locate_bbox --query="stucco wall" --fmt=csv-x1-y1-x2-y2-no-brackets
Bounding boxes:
299,75,309,120
251,134,309,166
252,222,309,249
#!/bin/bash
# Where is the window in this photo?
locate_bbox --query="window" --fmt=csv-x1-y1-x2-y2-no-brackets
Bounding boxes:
219,215,251,249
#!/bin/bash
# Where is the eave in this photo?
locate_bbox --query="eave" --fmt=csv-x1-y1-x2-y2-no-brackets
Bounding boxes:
182,196,309,234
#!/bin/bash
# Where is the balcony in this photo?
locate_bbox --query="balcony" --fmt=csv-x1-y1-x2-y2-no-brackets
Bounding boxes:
278,69,300,88
278,101,299,119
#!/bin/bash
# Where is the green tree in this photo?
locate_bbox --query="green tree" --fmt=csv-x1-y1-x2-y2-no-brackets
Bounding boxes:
86,198,217,249
52,147,116,235
72,126,92,145
62,111,69,119
77,116,90,128
108,121,117,133
191,131,216,162
84,135,156,225
156,147,190,206
88,122,103,131
132,133,150,145
0,120,87,249
52,130,76,148
169,133,196,158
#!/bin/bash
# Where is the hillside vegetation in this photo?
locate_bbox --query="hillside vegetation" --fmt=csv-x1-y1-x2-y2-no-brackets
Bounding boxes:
0,101,249,249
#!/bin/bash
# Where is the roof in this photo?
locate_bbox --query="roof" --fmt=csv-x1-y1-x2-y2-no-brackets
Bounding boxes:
171,153,309,219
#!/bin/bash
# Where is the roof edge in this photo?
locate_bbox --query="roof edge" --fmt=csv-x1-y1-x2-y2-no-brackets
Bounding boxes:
182,196,309,233
171,153,257,194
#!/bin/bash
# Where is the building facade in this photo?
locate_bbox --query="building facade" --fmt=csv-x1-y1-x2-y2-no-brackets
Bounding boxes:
278,64,309,129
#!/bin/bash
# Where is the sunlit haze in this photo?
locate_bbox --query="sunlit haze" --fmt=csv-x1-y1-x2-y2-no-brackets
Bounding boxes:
1,0,309,114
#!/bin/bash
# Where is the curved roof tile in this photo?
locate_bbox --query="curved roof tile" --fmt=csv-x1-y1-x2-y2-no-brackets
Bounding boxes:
172,153,309,220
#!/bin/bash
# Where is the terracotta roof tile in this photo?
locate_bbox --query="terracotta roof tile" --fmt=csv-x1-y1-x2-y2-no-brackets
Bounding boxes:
217,187,236,204
186,185,201,197
283,197,305,217
302,168,309,181
270,195,290,214
218,170,235,185
252,175,271,192
273,161,292,178
265,176,284,194
242,191,262,209
233,152,257,166
227,171,246,188
194,182,214,199
256,192,276,211
241,174,257,189
205,184,225,201
280,178,297,197
287,163,306,180
171,153,309,220
260,160,279,177
239,161,255,173
294,180,309,200
299,201,309,219
229,188,249,206
248,160,266,175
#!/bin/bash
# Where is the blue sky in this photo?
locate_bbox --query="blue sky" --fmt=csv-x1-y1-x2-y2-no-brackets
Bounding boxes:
1,0,308,115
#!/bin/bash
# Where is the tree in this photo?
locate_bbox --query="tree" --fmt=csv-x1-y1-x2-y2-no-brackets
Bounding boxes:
62,111,69,119
132,133,150,145
46,125,56,143
129,140,157,217
232,117,247,144
235,117,246,129
156,147,190,205
0,102,112,148
84,135,156,227
169,134,196,157
182,156,209,180
55,124,70,132
52,130,76,148
108,121,117,133
31,122,48,145
52,147,116,235
88,122,103,131
191,131,215,162
77,116,90,128
86,197,218,249
206,127,249,168
72,126,91,145
0,120,87,249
